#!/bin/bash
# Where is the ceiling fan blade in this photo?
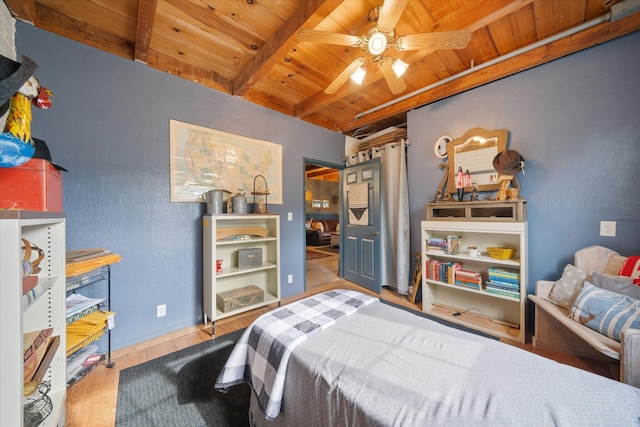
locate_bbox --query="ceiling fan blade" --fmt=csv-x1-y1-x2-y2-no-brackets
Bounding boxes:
298,29,361,47
396,29,472,51
377,0,409,33
324,58,365,94
378,59,407,95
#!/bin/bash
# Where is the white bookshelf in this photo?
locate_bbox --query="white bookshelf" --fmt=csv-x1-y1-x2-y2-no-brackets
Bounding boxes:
421,219,528,342
0,211,66,426
202,214,280,336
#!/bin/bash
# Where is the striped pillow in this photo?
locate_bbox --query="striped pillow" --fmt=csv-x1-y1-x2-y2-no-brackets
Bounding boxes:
569,281,640,342
619,255,640,284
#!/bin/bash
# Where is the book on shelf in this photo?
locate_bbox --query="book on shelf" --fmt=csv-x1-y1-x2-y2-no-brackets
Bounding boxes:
488,267,519,274
454,279,481,290
485,280,520,291
426,238,447,252
485,286,520,299
455,269,481,279
487,277,519,286
447,263,462,284
426,259,441,281
455,269,482,285
488,267,520,281
426,260,462,284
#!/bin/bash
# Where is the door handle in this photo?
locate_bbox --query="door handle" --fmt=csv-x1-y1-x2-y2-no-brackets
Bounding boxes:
371,231,379,236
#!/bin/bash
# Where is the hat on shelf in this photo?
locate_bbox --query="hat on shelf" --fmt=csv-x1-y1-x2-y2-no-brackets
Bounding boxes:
0,54,39,117
493,150,525,175
33,138,68,171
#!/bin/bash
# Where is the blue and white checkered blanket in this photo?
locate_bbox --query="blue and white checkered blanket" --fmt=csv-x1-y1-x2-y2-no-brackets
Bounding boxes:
214,289,379,420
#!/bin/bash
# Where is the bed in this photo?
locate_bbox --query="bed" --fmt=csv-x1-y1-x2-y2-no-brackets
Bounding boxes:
216,290,640,426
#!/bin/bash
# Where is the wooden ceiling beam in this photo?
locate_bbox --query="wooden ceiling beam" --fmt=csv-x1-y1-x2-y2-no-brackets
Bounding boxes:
243,88,295,116
232,0,343,97
4,0,35,23
35,5,134,60
335,13,640,133
134,0,157,64
146,50,233,93
293,0,532,120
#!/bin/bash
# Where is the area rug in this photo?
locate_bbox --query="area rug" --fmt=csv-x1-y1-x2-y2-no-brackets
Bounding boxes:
115,328,249,427
306,249,330,260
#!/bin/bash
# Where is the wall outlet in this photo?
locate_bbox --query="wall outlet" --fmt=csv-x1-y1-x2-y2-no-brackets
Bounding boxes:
287,274,293,283
288,212,293,221
157,304,166,317
600,221,616,237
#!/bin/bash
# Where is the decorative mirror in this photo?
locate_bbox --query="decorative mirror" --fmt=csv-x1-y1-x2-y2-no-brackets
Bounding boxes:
446,128,508,195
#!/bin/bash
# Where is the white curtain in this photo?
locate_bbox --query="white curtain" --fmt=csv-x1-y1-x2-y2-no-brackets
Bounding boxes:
352,139,410,294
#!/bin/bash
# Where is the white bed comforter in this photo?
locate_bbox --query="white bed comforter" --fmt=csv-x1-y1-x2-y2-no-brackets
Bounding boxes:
247,297,640,426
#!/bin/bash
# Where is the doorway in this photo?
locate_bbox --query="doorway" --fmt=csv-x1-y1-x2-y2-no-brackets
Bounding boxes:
304,159,342,290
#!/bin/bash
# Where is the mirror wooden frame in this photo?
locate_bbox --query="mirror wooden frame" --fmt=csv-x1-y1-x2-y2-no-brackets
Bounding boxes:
446,128,508,195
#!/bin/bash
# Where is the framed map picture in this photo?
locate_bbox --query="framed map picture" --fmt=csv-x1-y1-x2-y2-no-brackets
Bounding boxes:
169,119,282,203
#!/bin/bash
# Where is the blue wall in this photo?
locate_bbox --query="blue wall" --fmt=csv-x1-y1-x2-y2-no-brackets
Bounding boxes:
408,32,640,313
16,20,640,348
16,23,345,349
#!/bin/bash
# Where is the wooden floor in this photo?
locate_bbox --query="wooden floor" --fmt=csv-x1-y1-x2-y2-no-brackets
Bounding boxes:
64,249,618,426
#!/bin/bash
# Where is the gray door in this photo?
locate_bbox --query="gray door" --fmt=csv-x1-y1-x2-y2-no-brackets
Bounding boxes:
342,158,382,293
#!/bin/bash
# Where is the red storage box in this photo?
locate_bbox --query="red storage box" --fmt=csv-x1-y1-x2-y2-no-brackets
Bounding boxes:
0,158,63,211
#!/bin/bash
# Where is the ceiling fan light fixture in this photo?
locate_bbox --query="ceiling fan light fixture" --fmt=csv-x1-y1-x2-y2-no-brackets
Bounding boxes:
368,31,388,55
350,66,367,85
391,58,408,77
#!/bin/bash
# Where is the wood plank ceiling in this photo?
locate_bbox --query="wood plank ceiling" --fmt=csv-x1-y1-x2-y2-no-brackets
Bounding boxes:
5,0,640,136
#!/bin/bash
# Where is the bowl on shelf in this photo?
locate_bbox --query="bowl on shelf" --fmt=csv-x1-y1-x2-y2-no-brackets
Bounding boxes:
486,247,515,260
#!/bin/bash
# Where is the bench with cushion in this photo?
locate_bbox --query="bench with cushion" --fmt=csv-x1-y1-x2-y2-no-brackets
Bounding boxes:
528,246,640,387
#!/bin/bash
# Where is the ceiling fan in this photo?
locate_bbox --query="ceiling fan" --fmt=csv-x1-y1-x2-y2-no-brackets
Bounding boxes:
298,0,471,95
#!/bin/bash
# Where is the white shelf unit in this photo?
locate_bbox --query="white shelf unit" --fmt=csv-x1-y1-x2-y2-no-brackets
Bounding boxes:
203,214,281,335
421,220,528,342
0,211,66,427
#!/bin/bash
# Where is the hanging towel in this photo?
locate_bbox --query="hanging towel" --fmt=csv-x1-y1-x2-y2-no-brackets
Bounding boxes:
348,182,368,226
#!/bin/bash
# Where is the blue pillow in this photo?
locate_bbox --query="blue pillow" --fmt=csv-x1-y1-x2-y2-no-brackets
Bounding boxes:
569,281,640,342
